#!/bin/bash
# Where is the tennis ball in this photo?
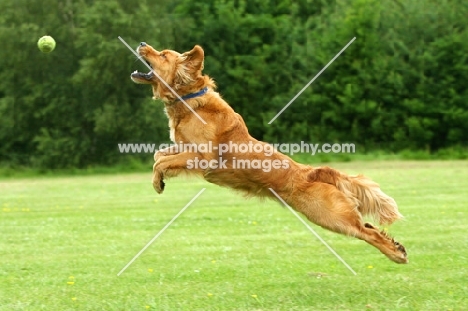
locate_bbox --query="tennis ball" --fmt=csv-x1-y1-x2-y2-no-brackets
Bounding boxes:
37,35,56,53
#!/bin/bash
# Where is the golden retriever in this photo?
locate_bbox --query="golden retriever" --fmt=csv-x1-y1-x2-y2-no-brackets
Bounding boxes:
130,42,408,264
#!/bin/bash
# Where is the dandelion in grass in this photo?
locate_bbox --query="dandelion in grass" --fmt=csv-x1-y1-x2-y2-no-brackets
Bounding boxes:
148,268,153,273
252,221,257,225
71,297,77,301
367,265,373,269
211,260,216,264
67,281,75,285
207,293,213,297
145,306,150,309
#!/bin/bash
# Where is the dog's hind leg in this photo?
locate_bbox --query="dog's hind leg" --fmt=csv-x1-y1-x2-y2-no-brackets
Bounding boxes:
283,183,408,264
359,222,408,264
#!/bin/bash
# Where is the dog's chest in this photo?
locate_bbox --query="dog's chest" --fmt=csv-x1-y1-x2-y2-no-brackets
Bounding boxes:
169,118,207,145
166,107,212,144
168,119,191,143
169,126,176,142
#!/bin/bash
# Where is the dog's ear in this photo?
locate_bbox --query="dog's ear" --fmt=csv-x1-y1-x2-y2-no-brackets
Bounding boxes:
174,45,204,87
182,45,204,71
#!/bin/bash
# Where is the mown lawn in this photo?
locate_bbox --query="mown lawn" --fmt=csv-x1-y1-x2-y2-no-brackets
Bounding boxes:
1,161,467,310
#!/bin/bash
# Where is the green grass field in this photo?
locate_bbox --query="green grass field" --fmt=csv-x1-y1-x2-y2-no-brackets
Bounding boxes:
1,161,467,310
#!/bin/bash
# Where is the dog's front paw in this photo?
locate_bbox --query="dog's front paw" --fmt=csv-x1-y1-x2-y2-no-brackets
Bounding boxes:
152,171,165,194
153,179,165,194
152,162,165,194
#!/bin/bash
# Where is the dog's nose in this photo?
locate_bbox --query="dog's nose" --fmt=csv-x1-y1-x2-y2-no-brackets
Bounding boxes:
140,42,147,47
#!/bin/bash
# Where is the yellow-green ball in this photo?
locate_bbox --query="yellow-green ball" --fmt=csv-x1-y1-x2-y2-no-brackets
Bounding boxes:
37,35,56,53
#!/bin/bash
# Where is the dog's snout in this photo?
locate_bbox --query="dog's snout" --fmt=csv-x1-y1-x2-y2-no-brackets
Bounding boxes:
140,42,147,47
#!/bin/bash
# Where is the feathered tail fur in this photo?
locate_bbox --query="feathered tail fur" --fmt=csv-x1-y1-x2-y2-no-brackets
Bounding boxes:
307,167,403,225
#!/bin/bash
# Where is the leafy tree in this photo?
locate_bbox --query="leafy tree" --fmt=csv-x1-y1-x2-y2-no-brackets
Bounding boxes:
0,0,467,169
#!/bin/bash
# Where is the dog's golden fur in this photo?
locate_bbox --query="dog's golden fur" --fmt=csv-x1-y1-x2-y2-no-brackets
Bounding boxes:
131,43,408,264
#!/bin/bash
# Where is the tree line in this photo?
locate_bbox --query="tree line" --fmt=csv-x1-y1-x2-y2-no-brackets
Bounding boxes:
0,0,467,169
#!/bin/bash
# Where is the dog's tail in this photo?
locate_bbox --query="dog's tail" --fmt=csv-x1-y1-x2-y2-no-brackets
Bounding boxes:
307,167,403,225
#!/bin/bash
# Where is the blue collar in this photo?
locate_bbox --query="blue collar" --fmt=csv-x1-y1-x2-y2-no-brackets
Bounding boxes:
176,87,208,101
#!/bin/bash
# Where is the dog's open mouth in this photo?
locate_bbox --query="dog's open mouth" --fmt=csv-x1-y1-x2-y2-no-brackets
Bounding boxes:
131,70,154,81
131,59,154,83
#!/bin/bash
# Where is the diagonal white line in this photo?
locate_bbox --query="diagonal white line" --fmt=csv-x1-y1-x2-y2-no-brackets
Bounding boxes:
268,37,356,124
118,36,207,125
268,188,357,275
117,188,206,276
